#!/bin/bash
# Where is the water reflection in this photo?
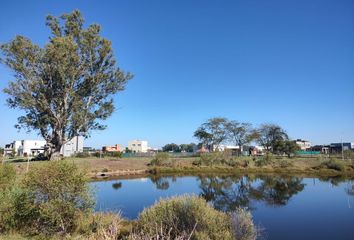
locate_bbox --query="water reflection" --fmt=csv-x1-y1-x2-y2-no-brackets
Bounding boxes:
110,174,308,211
198,175,305,211
150,176,170,190
101,174,354,240
112,182,122,190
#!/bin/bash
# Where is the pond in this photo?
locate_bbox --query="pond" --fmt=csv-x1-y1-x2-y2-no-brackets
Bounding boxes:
91,175,354,240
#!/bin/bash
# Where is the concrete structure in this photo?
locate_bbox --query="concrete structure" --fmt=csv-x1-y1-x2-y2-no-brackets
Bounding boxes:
102,144,121,152
213,144,240,152
128,140,148,153
60,136,84,157
4,136,84,157
294,139,311,150
4,140,46,157
330,142,354,153
310,145,330,154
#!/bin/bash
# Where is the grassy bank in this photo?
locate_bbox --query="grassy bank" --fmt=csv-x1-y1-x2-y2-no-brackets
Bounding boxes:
3,154,354,179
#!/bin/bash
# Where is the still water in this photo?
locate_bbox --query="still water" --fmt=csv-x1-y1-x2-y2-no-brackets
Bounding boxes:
91,175,354,240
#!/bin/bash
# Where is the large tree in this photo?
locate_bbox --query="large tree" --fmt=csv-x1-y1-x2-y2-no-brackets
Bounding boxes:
0,10,132,159
194,117,228,151
162,143,180,152
226,120,254,154
255,124,288,152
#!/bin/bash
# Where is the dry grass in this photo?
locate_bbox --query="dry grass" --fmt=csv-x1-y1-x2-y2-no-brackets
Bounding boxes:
4,155,354,179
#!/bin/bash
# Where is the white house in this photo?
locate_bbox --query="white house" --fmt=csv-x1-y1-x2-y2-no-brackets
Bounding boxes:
60,136,84,157
213,144,240,152
294,139,311,150
128,140,148,153
4,136,84,157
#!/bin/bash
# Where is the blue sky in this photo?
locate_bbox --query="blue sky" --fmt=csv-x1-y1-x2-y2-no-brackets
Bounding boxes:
0,0,353,148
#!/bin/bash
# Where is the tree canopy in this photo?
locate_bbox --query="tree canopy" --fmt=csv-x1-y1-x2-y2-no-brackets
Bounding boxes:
194,117,229,151
255,124,288,152
0,10,132,158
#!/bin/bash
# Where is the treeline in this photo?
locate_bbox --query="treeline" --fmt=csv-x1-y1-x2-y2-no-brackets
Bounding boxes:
194,117,299,156
162,143,197,153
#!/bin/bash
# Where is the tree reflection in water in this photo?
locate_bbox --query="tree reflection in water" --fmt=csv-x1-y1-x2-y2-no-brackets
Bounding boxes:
198,175,305,211
150,175,170,190
318,176,354,196
112,182,122,190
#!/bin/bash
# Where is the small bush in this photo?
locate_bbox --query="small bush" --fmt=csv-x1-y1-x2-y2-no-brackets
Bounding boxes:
135,195,233,240
0,164,16,191
200,152,225,166
77,212,123,239
150,152,170,166
192,158,202,166
278,159,294,168
231,208,258,240
75,152,91,158
255,152,272,167
0,186,37,233
105,151,123,158
321,159,345,172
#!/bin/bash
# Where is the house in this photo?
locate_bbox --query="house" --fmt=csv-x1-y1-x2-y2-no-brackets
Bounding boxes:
294,139,311,150
330,142,354,153
102,144,121,152
128,140,148,153
213,145,240,152
4,140,46,157
60,136,84,157
249,146,266,156
310,145,330,154
4,136,84,157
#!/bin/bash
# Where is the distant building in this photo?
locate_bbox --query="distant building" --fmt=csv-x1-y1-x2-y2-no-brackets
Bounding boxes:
330,142,354,153
213,145,240,152
60,136,84,157
310,145,330,154
294,139,311,150
4,136,84,157
128,140,148,153
102,144,121,152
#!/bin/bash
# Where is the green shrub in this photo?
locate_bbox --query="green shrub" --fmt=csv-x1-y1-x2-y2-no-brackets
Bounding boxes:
150,152,170,166
18,161,94,235
75,152,91,158
135,195,233,240
0,186,37,233
200,152,225,166
279,159,293,168
320,159,345,172
0,164,16,191
104,151,123,158
255,152,272,167
0,161,100,237
192,158,202,166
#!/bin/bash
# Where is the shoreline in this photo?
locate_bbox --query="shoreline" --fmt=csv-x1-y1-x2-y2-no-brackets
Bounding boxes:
90,166,354,181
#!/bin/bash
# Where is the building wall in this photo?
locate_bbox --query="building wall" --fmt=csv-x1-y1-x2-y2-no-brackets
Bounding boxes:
295,140,311,150
103,144,121,152
19,140,46,156
128,140,148,153
4,136,84,157
60,136,84,157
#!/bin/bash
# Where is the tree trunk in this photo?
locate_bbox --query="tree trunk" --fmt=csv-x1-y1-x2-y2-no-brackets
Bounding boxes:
48,140,63,160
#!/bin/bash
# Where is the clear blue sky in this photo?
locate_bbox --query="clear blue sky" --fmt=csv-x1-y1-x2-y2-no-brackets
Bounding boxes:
0,0,353,148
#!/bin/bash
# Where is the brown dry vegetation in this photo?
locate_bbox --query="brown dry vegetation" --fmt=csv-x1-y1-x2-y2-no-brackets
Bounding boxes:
3,154,354,179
